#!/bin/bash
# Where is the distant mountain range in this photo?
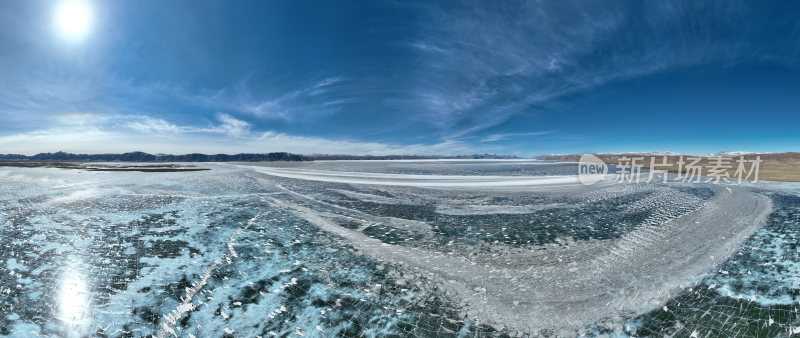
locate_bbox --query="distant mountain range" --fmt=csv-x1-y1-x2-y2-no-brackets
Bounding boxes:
0,151,519,162
535,152,799,161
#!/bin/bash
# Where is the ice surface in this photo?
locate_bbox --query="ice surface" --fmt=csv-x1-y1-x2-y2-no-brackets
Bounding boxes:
251,167,581,187
0,162,797,337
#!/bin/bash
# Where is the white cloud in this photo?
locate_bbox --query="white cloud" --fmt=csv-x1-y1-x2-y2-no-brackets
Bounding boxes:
193,77,345,121
122,114,251,138
481,131,553,142
125,116,184,134
211,113,251,137
403,1,757,138
0,116,492,156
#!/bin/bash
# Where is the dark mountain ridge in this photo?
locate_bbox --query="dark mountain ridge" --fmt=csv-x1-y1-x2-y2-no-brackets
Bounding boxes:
0,151,519,162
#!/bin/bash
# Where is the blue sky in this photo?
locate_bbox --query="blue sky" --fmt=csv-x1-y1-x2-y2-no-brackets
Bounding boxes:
1,0,799,156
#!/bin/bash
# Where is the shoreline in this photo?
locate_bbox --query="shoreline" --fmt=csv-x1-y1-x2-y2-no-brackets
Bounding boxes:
0,162,210,173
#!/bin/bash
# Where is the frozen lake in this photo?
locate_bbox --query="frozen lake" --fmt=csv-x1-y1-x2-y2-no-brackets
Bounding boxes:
0,161,798,337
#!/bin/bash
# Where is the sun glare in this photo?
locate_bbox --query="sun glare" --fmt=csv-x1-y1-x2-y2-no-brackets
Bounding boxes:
54,1,92,42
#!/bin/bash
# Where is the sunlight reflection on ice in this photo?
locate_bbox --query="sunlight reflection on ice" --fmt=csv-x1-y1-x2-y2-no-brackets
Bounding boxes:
57,257,93,336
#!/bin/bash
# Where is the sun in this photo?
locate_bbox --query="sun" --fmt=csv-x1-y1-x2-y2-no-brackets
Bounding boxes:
54,1,92,42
